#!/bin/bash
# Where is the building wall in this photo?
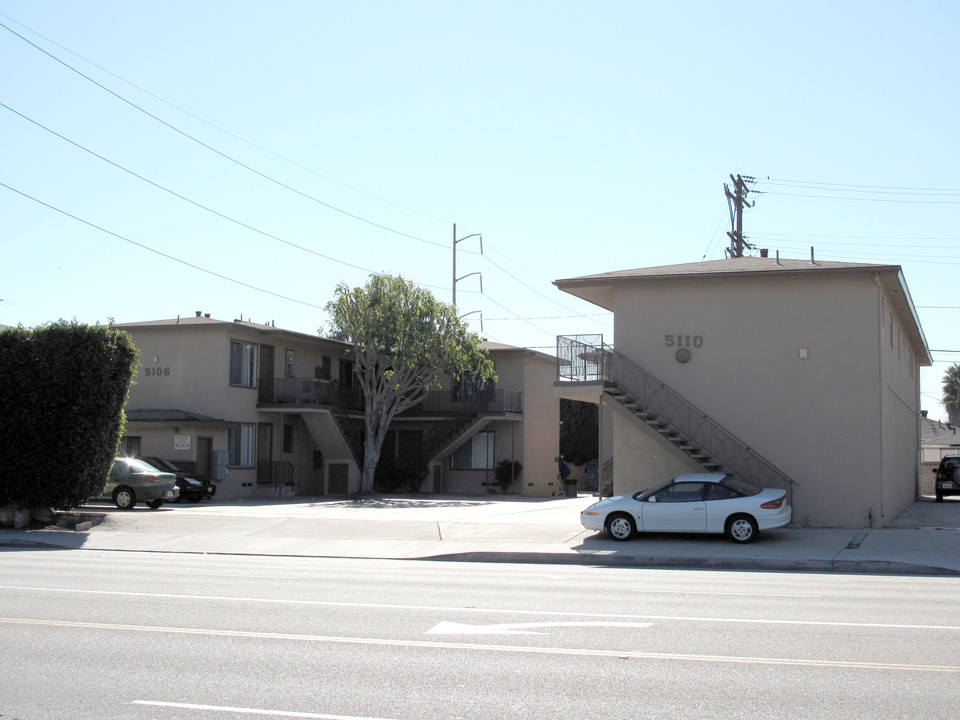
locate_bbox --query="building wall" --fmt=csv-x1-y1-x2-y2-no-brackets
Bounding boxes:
433,348,560,495
608,270,921,527
519,351,561,494
118,321,357,499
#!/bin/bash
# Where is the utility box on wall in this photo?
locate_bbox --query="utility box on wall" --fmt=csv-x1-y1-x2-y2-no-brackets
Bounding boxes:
213,450,229,481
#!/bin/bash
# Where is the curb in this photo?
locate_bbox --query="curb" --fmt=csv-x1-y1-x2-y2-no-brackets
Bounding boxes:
3,532,958,577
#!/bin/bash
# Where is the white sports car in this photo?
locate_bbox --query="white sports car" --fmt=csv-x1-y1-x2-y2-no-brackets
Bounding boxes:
580,473,791,544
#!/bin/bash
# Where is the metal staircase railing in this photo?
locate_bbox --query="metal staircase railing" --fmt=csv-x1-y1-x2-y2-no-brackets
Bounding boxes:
557,335,797,503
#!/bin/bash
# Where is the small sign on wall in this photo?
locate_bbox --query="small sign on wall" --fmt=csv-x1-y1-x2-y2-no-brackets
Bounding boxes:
174,435,192,451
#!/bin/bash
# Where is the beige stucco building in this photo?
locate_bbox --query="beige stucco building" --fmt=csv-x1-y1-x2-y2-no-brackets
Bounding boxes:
113,314,559,499
554,256,932,528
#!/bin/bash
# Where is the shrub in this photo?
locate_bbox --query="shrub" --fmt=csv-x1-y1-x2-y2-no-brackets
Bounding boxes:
494,460,522,493
0,321,139,509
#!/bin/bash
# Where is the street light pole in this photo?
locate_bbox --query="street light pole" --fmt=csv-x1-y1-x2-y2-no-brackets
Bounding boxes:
452,223,482,307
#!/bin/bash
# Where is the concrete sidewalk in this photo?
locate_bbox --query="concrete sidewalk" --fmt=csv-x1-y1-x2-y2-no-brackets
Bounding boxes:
2,494,960,576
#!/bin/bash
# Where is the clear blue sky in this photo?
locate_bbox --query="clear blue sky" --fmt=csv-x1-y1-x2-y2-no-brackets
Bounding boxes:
2,1,958,417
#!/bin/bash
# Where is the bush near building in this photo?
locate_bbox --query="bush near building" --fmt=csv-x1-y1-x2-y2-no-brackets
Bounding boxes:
0,321,139,510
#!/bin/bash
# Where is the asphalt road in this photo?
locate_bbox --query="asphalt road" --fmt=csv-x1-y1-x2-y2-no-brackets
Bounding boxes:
1,548,959,719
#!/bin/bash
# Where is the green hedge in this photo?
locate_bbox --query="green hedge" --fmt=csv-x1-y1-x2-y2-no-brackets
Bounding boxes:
0,321,139,509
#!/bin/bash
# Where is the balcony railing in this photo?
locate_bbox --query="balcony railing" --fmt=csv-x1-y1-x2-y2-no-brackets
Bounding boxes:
557,334,611,382
421,389,523,414
270,378,363,409
269,379,521,416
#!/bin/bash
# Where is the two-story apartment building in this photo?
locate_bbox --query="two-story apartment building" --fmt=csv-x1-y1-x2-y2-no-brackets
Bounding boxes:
554,256,932,528
114,314,559,498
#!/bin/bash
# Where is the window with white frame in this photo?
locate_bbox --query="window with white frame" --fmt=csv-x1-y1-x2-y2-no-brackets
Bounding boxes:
228,424,256,467
229,341,258,387
451,431,494,470
285,349,295,378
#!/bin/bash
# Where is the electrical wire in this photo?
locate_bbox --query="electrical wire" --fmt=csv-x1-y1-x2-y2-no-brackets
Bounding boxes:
1,17,614,332
0,101,380,276
0,21,450,250
0,10,456,227
1,181,327,309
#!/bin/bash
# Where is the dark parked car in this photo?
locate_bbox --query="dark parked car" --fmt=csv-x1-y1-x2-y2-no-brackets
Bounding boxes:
139,456,216,503
97,457,179,509
932,455,960,502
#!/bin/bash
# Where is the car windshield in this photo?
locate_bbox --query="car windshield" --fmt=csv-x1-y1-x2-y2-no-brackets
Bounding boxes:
720,476,762,496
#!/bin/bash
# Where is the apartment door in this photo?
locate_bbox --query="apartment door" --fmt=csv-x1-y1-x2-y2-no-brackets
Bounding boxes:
258,345,275,403
257,422,274,484
196,436,213,480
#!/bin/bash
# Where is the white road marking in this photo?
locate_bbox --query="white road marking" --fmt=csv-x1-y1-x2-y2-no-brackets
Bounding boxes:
132,700,395,719
0,584,957,632
426,620,653,635
3,617,958,673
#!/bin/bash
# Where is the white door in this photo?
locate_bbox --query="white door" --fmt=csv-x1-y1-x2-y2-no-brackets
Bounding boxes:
640,482,707,532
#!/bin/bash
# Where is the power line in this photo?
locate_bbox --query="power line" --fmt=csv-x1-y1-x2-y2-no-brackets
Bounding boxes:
2,19,618,333
0,21,449,250
0,10,454,227
761,177,960,194
1,181,327,309
0,101,381,277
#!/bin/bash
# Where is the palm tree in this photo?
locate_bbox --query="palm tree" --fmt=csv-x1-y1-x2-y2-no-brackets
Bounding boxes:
942,363,960,425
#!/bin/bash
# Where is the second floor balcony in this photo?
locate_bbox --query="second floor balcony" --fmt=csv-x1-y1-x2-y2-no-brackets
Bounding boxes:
264,378,522,416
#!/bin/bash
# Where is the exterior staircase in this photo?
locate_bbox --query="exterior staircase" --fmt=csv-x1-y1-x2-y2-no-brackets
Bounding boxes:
557,336,797,502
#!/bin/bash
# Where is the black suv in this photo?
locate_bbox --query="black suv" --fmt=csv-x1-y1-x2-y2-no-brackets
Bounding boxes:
933,455,960,502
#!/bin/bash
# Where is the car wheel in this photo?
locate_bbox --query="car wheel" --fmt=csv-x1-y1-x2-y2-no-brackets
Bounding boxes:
113,487,136,510
726,514,758,544
606,513,636,541
936,492,943,503
189,497,201,503
147,499,164,510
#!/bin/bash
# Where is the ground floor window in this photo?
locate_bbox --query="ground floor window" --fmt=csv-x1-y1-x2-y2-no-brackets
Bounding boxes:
228,424,256,467
119,436,141,457
451,431,494,470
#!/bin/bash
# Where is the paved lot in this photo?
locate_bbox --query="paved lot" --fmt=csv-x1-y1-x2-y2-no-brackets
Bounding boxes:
3,494,960,576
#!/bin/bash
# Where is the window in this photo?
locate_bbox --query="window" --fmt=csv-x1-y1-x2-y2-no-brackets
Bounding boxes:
119,436,141,457
653,482,706,503
285,349,295,378
458,372,494,400
451,431,494,470
230,341,258,387
228,424,256,467
315,355,332,380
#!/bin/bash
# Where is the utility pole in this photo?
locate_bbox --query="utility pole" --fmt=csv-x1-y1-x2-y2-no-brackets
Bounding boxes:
724,174,756,258
452,223,482,307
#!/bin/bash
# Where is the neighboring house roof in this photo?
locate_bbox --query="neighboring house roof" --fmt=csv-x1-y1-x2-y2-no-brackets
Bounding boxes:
113,314,351,348
554,256,932,366
921,414,960,448
125,408,233,425
482,340,555,363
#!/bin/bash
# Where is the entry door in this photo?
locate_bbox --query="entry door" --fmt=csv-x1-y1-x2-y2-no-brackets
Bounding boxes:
257,423,274,484
196,437,213,480
640,482,707,532
258,345,275,403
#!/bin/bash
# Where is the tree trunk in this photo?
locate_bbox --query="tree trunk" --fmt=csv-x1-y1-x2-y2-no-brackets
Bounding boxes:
361,395,380,494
